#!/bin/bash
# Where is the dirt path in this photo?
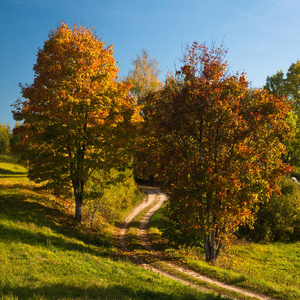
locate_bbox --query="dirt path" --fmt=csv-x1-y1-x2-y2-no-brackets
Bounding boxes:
116,186,275,300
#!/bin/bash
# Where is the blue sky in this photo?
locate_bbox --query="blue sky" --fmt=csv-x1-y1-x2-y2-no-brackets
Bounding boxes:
1,0,300,127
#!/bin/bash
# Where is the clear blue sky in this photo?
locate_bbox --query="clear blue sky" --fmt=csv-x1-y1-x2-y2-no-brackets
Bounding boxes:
1,0,300,127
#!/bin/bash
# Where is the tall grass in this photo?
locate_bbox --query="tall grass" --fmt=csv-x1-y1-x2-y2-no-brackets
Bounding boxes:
0,154,224,299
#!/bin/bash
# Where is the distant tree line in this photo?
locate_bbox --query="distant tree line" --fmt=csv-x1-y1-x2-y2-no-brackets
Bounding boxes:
0,122,21,154
239,60,300,243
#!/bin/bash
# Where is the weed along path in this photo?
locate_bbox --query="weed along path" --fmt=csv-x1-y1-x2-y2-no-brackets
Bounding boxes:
116,186,276,300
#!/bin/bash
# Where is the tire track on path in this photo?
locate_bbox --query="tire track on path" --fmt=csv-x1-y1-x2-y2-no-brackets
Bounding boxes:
116,186,275,300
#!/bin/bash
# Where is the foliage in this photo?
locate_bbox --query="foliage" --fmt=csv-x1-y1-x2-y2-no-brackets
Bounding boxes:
240,176,300,242
124,49,164,182
264,70,286,98
84,167,144,226
264,60,300,109
0,123,11,154
264,60,300,169
10,121,22,150
286,60,300,111
0,122,22,154
125,48,163,103
145,42,292,263
282,112,300,170
12,22,142,222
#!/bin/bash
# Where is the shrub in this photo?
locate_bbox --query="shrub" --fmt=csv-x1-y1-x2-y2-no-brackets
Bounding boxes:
0,123,11,154
84,168,143,227
240,176,300,242
161,204,204,248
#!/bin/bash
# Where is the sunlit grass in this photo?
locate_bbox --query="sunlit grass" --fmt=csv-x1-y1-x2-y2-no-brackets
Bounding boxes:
0,154,222,299
149,204,300,300
0,154,27,178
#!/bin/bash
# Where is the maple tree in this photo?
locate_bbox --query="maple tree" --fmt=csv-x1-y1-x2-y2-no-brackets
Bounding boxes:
12,23,142,222
145,42,292,262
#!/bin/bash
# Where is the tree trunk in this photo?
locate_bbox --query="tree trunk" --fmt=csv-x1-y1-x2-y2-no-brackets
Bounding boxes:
72,179,84,222
75,192,83,222
202,229,222,263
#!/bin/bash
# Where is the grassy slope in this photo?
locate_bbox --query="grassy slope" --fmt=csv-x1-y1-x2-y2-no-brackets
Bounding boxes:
149,204,300,300
0,154,224,300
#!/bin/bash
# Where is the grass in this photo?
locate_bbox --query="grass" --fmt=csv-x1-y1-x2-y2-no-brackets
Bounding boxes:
0,154,224,300
0,154,27,178
148,203,300,300
216,242,300,298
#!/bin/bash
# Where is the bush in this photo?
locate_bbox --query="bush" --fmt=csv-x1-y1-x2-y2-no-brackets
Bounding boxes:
161,202,204,248
240,176,300,242
84,168,143,227
0,123,11,154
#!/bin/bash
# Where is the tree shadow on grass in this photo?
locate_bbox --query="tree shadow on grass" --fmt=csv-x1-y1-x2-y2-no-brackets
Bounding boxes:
0,154,20,164
0,184,114,257
127,220,141,229
0,223,93,255
1,283,223,300
0,167,26,175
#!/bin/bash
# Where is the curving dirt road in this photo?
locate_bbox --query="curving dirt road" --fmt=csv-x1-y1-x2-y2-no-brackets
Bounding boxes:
116,186,275,300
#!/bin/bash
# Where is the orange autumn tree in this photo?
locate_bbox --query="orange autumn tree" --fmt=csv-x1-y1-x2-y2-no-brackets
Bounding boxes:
12,23,142,222
145,42,292,262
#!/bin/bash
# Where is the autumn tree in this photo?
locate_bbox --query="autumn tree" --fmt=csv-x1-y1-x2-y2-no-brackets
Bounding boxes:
125,49,163,103
146,42,292,263
124,49,163,182
12,23,142,222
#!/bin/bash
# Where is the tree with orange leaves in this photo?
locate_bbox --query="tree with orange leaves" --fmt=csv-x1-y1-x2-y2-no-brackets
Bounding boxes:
145,42,293,262
12,23,142,222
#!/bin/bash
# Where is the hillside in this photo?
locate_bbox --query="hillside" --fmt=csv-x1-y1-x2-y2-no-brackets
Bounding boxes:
0,154,223,300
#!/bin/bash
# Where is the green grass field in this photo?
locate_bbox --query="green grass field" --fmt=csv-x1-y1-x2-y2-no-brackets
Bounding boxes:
149,204,300,300
0,154,225,300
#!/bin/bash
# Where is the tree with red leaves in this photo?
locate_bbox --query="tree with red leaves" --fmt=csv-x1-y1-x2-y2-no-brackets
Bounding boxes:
145,42,293,262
